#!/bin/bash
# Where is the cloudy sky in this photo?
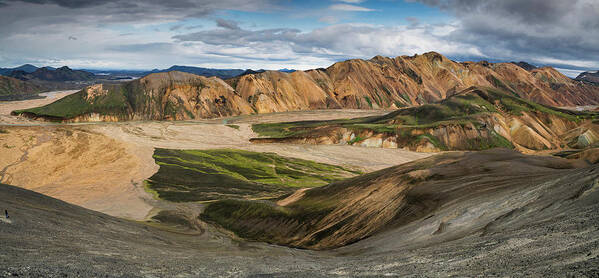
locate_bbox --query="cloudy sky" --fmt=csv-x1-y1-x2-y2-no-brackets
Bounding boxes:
0,0,597,76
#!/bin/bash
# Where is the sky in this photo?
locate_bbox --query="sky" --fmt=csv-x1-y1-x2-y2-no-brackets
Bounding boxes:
0,0,597,77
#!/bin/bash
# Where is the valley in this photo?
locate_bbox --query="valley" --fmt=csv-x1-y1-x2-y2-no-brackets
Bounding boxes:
2,0,599,275
1,55,598,277
0,94,428,220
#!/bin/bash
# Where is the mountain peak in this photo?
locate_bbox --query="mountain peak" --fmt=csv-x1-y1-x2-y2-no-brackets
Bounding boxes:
511,61,537,71
575,70,599,84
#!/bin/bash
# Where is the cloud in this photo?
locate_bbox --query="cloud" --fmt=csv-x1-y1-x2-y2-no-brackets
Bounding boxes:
329,4,374,12
174,22,481,65
409,0,599,69
0,0,597,73
185,25,203,30
215,18,240,30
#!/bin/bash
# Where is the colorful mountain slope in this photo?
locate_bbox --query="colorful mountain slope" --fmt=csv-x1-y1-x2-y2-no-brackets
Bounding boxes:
13,52,599,122
251,87,599,152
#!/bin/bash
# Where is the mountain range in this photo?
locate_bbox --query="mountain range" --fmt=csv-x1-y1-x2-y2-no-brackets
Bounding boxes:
9,66,95,82
145,65,246,79
13,52,599,123
0,64,40,75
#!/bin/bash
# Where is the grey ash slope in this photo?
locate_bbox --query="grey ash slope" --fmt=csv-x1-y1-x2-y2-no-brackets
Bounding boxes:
1,149,599,277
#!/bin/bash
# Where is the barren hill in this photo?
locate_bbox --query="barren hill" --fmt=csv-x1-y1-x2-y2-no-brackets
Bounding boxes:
13,52,599,122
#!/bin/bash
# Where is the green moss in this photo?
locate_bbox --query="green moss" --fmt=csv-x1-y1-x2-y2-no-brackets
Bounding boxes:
201,197,335,244
364,96,373,108
225,124,240,130
400,93,412,105
146,148,360,202
13,85,131,120
417,134,445,150
348,135,364,145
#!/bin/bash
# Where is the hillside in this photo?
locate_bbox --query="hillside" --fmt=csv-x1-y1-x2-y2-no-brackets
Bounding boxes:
201,149,599,250
9,66,95,82
145,148,360,202
12,71,257,121
577,70,599,85
0,75,44,101
3,161,598,277
146,65,245,79
226,52,599,111
12,52,599,122
251,87,599,152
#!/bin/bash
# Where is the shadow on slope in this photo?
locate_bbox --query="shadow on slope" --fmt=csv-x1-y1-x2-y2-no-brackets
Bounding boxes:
201,149,599,250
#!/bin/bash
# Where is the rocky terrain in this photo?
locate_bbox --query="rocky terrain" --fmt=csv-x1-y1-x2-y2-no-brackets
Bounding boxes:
1,148,598,277
251,86,599,152
12,52,599,122
577,70,599,85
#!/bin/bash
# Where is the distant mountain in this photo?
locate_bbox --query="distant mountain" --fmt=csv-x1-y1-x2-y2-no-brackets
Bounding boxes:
146,66,245,79
145,66,295,79
576,70,599,84
9,66,95,82
83,69,147,77
0,64,40,76
0,75,45,101
511,61,537,71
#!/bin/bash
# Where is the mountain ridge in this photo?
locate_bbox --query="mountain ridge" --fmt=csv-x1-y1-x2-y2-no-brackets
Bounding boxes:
250,86,599,152
576,70,599,85
12,52,599,122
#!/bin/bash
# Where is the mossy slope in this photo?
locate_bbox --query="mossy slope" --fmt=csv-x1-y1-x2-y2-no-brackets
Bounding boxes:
251,87,599,151
201,149,592,250
146,148,360,202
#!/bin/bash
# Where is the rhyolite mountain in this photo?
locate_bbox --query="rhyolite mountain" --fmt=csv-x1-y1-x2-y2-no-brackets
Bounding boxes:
13,52,599,122
13,71,254,121
0,75,45,101
251,86,599,152
576,70,599,85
